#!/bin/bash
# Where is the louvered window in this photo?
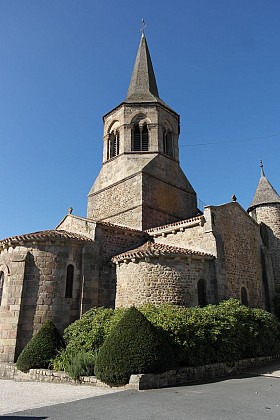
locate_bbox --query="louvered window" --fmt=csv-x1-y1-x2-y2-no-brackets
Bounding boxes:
0,272,4,306
107,131,120,159
132,123,149,151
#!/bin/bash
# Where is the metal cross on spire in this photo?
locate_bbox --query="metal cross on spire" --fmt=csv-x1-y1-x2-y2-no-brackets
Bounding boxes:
141,18,147,37
260,159,265,177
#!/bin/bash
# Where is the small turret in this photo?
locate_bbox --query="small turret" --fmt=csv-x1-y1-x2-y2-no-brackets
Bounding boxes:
248,161,280,291
248,160,280,215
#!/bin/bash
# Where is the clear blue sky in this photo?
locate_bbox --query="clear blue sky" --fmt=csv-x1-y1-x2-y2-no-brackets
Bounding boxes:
1,0,280,239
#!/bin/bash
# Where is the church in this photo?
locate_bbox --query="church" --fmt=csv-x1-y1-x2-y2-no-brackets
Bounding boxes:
1,33,280,363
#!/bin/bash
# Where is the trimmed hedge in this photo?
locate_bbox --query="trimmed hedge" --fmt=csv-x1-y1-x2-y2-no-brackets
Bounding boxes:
52,300,280,373
94,307,176,386
16,320,64,373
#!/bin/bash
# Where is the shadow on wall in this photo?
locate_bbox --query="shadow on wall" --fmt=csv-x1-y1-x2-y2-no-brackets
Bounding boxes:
15,252,40,360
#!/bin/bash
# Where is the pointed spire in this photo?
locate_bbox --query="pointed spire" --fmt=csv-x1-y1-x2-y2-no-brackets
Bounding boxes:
248,161,280,212
126,33,160,103
260,159,265,177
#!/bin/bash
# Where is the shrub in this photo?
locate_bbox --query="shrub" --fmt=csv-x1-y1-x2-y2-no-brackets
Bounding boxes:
53,306,127,371
66,350,96,380
94,306,176,386
16,320,65,373
53,300,280,374
141,300,280,366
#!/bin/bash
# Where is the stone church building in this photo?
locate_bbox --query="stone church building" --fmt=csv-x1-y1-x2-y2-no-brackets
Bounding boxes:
1,34,280,362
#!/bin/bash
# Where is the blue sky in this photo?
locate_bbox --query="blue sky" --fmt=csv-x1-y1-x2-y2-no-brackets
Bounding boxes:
1,0,280,239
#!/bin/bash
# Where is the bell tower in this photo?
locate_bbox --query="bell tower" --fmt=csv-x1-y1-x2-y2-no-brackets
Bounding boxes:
87,32,197,230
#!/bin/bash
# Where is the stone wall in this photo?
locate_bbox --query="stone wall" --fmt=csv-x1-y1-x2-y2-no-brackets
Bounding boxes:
0,239,95,362
211,202,267,307
0,249,27,362
115,255,216,307
94,224,148,308
254,204,280,289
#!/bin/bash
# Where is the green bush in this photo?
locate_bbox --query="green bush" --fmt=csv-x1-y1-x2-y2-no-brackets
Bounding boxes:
141,300,280,366
53,300,280,374
94,306,176,386
66,350,96,380
16,320,65,373
52,306,127,371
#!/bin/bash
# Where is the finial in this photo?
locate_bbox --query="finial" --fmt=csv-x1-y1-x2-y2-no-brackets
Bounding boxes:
231,195,237,202
260,160,265,177
68,207,73,214
140,18,147,37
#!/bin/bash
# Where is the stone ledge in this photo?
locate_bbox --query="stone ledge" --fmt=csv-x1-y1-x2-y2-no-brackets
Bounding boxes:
1,355,279,391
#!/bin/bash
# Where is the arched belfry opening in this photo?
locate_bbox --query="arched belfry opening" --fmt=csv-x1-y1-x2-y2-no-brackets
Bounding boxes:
107,131,120,159
106,121,120,160
131,114,150,152
0,271,4,306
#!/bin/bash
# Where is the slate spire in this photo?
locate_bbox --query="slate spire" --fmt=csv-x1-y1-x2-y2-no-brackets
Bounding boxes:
248,161,280,212
126,33,160,103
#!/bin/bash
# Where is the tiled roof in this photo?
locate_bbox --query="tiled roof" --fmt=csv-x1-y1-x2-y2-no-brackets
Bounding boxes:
248,175,280,212
145,215,204,234
112,241,214,263
98,220,148,234
0,230,93,247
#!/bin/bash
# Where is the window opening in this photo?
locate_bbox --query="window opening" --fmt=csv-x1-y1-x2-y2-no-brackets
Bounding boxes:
132,123,149,151
163,130,174,157
107,131,120,159
65,265,74,298
241,287,248,306
0,271,4,306
197,279,207,307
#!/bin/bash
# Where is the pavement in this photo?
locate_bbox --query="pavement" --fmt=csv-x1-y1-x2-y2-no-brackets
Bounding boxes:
0,380,121,416
1,361,280,419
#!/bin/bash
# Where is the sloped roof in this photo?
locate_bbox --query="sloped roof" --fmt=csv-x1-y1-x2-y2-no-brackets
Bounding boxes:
0,229,93,247
125,34,177,113
248,173,280,212
112,241,214,263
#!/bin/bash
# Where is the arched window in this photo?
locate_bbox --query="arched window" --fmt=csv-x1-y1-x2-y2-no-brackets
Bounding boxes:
65,265,74,298
132,123,149,151
0,271,4,306
241,287,248,306
107,131,120,159
163,130,174,157
197,279,207,307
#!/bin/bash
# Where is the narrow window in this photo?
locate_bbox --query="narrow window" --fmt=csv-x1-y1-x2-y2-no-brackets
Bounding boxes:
132,123,149,151
141,124,149,151
0,271,4,306
241,287,248,306
163,130,174,157
197,279,207,307
65,265,74,298
107,131,120,159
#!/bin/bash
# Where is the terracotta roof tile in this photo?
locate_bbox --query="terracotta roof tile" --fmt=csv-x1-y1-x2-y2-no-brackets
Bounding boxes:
112,241,214,262
145,215,204,233
0,230,93,247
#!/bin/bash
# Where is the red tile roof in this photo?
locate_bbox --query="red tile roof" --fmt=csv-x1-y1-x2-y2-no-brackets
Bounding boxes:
145,215,204,233
0,230,93,247
112,241,214,262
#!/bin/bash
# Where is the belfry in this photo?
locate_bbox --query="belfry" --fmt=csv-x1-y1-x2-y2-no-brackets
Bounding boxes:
87,33,197,230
